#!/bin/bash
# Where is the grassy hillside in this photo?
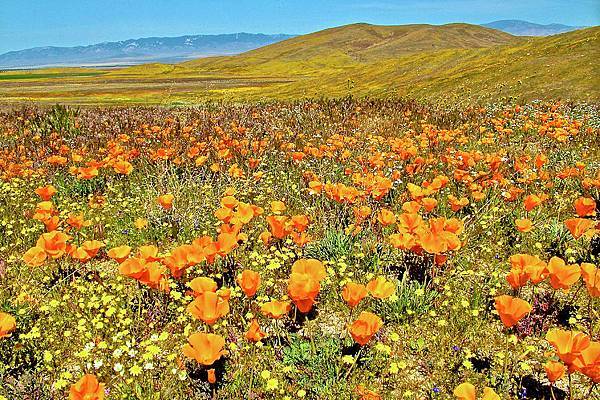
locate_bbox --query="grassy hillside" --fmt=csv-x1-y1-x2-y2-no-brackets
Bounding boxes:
0,23,597,104
267,25,599,102
185,23,520,61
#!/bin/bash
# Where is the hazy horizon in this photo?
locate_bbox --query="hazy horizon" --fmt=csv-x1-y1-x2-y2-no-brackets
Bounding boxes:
1,0,598,53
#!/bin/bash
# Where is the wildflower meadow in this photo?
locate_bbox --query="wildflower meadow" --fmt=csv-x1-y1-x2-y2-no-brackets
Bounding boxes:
0,99,598,399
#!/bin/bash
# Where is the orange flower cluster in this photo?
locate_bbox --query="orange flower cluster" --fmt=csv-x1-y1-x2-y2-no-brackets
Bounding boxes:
263,205,311,246
505,254,596,294
388,213,464,264
546,329,600,382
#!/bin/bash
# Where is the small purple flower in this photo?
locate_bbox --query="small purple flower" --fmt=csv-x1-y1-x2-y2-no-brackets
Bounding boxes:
452,345,460,352
433,387,440,394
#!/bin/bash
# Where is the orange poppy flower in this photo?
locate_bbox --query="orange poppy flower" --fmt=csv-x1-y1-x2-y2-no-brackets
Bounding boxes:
118,257,169,291
81,240,104,258
214,207,232,223
564,218,595,239
118,257,146,280
266,215,292,239
215,231,239,256
69,374,105,400
515,218,533,232
162,246,193,277
36,231,70,259
187,291,229,325
308,180,323,194
34,185,57,200
291,231,311,247
271,200,286,214
290,215,310,232
581,263,600,297
535,153,548,169
524,194,546,211
349,311,383,346
574,197,596,217
231,203,256,225
47,155,67,165
288,272,321,313
182,332,227,366
416,218,461,254
71,246,92,263
138,245,161,262
389,232,417,250
42,215,60,232
453,383,499,400
221,195,238,209
448,195,469,212
342,282,368,308
507,253,547,287
237,270,261,297
77,166,99,180
0,312,16,339
259,231,272,245
494,295,532,328
402,201,421,214
421,197,438,212
107,245,131,263
260,300,291,319
157,194,174,210
32,201,55,222
546,257,580,290
291,259,326,281
245,319,267,342
576,341,600,382
188,277,218,296
377,209,396,227
113,160,133,175
355,385,382,400
397,212,424,234
366,276,395,299
66,213,90,229
544,360,566,383
22,246,47,267
546,328,591,368
453,382,475,400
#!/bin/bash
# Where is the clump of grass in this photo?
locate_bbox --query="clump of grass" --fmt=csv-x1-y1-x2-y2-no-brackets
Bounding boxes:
375,272,438,323
303,229,356,261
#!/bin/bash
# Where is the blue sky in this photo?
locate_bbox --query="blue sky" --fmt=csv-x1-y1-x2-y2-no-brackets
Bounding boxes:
1,0,598,53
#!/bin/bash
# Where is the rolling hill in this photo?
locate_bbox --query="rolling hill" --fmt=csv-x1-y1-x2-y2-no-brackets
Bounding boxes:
0,23,597,104
182,23,521,73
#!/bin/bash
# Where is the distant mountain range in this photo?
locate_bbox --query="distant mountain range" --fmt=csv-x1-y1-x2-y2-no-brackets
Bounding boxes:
0,20,588,69
0,33,294,69
482,20,585,36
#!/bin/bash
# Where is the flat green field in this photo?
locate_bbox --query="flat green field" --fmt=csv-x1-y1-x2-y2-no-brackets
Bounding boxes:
0,72,105,81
